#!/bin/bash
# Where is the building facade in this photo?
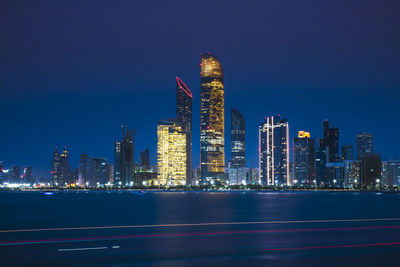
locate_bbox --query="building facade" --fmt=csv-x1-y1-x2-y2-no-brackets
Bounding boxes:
259,115,290,186
382,160,400,186
231,108,245,168
356,133,374,160
342,144,354,160
293,131,316,185
200,53,225,184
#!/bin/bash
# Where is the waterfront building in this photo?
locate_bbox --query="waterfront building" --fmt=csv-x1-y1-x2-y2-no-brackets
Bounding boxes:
78,154,88,186
114,125,135,186
200,53,225,184
356,133,373,160
176,77,193,185
293,131,315,185
259,115,290,186
114,141,121,185
51,149,60,186
360,153,381,188
342,144,354,160
248,168,259,185
23,166,34,185
382,160,400,186
231,108,245,168
157,119,187,186
140,148,150,171
315,142,327,186
326,162,345,187
343,160,361,188
86,158,109,187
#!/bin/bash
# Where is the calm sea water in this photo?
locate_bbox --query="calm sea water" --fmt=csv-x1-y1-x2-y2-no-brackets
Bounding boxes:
1,191,400,266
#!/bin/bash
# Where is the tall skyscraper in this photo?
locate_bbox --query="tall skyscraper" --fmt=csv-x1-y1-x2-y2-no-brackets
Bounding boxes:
10,165,21,184
344,160,361,188
176,77,193,185
59,148,69,187
51,148,61,186
121,125,135,186
157,119,187,186
140,148,150,171
200,53,225,184
356,133,374,160
315,138,327,185
259,115,290,186
86,158,109,187
231,108,245,168
320,120,339,163
23,166,34,185
293,131,315,185
78,154,88,186
114,141,121,185
342,144,354,160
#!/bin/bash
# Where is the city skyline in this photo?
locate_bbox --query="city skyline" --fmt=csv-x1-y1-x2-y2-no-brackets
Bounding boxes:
1,1,400,178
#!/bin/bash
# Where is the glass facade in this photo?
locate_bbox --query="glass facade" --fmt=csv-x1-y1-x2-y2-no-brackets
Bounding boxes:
356,133,374,160
157,120,187,186
200,53,225,183
231,108,245,168
259,115,290,186
293,131,315,185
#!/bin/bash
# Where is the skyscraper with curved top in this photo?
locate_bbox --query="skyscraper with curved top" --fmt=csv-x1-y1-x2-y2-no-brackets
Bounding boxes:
200,53,225,184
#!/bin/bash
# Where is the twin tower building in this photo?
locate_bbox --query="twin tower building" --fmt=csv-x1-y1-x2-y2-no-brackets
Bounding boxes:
157,53,232,186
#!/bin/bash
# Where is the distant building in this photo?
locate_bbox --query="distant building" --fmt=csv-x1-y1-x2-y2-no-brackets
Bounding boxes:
342,144,354,160
200,53,225,184
248,168,259,185
113,141,121,185
326,162,345,187
78,154,89,186
293,131,315,185
51,149,60,186
226,166,249,185
356,133,373,160
259,115,290,186
140,148,150,171
360,154,382,188
315,142,327,186
343,160,361,188
113,125,135,186
382,160,400,186
231,108,245,168
157,119,187,186
86,158,109,187
23,166,34,185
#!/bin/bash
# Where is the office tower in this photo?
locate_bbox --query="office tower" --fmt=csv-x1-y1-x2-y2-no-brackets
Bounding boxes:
326,162,345,187
343,160,361,188
382,160,400,186
342,144,354,160
86,158,109,187
115,125,135,186
23,166,34,185
231,108,245,168
320,120,339,162
157,119,187,186
259,115,290,186
176,77,193,185
114,141,121,186
360,154,382,187
51,149,61,186
78,154,88,186
59,148,69,187
315,139,327,186
200,53,225,184
293,131,316,185
140,148,150,171
248,168,259,185
356,133,374,160
227,166,249,185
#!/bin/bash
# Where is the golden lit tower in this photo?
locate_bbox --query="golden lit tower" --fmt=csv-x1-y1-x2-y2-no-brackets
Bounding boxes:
200,53,225,184
157,119,187,186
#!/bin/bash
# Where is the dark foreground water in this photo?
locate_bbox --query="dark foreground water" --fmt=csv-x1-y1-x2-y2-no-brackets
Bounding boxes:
1,191,400,266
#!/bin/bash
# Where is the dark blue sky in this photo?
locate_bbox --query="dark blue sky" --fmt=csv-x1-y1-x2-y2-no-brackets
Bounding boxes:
1,0,399,177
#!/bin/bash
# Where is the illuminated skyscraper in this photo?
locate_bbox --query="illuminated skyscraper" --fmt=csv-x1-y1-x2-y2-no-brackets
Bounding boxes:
293,131,315,185
113,141,121,185
121,126,135,186
23,166,34,185
320,120,340,163
382,160,400,186
259,115,290,186
157,119,187,186
231,108,245,168
176,77,192,185
356,133,373,160
51,148,60,186
200,53,225,184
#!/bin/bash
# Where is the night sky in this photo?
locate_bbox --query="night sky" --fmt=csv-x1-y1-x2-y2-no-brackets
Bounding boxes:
1,0,399,178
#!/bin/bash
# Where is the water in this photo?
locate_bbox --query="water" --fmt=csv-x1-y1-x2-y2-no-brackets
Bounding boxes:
1,191,400,266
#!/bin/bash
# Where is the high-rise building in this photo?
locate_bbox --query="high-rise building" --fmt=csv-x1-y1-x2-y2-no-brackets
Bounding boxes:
342,144,354,160
293,131,316,185
382,160,400,186
59,148,70,187
78,154,88,186
320,120,339,163
343,160,361,188
326,162,345,187
360,153,381,188
176,77,193,185
157,119,187,186
114,125,135,186
231,108,245,168
259,115,290,186
86,158,109,187
51,149,60,186
356,133,374,160
200,53,225,184
23,166,34,185
114,141,121,185
140,148,150,171
10,166,21,184
315,140,327,186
